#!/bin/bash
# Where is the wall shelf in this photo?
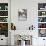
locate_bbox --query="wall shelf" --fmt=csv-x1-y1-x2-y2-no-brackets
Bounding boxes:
38,22,46,23
0,16,8,17
0,3,8,37
38,3,46,37
0,22,8,23
38,28,46,29
0,10,8,11
38,10,46,11
38,16,46,17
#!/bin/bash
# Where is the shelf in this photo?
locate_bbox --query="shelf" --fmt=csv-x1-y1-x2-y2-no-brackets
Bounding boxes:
38,15,46,17
0,10,8,11
38,28,46,29
38,22,46,23
0,3,8,37
38,3,46,37
0,22,8,23
0,16,8,17
38,10,46,11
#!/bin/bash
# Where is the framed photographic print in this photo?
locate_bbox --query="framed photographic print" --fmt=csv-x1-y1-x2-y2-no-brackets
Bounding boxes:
18,9,27,21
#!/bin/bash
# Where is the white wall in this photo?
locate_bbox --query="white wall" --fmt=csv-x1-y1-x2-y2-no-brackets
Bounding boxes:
11,0,38,45
11,0,46,30
11,0,46,46
11,0,38,30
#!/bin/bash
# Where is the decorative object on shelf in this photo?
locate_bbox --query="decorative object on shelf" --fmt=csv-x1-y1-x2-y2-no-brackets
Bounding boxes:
38,23,46,28
0,23,8,37
38,3,46,10
0,23,8,30
0,3,8,10
11,23,16,30
29,25,35,30
42,11,46,16
5,6,8,10
45,6,46,9
0,17,8,22
0,6,1,10
38,17,46,22
40,8,45,10
0,11,8,16
18,9,27,21
38,11,46,16
38,17,43,22
38,29,46,37
42,12,45,15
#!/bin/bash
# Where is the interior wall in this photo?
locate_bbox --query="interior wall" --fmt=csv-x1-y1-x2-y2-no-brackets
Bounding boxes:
11,0,46,46
11,0,38,30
